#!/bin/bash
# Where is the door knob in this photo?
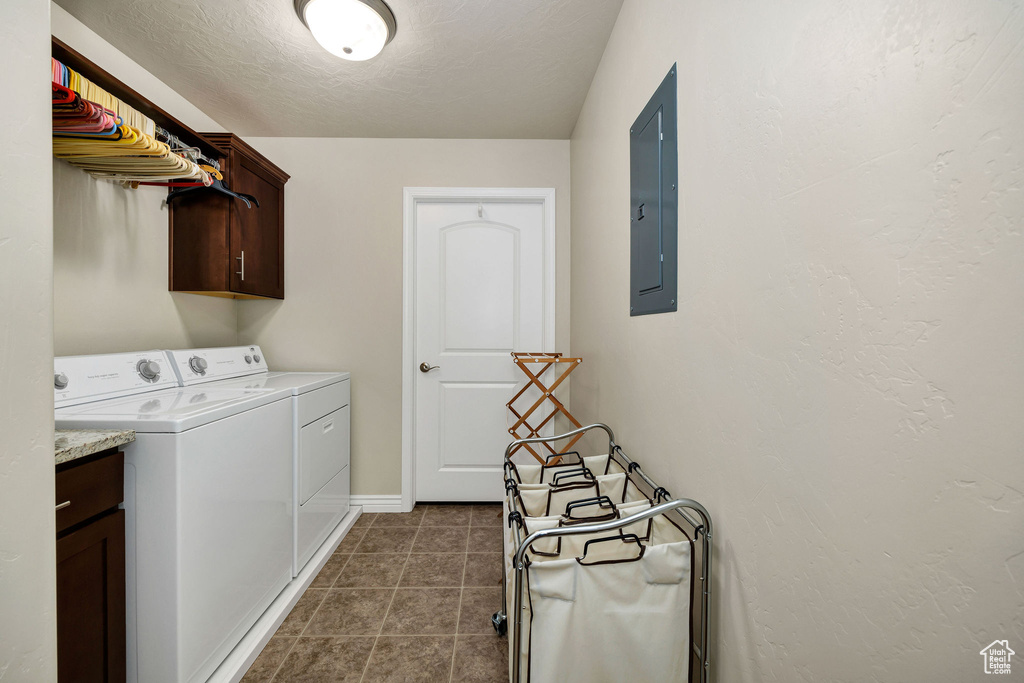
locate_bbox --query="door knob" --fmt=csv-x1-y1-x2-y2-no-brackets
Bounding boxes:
419,362,440,373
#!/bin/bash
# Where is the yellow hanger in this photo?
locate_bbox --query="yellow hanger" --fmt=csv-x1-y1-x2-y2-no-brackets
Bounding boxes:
199,164,223,180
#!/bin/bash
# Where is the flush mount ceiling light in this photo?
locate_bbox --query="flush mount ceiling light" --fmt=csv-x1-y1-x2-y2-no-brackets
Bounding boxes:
295,0,397,61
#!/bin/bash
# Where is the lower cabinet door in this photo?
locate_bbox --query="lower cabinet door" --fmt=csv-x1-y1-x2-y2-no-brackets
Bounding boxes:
57,509,126,683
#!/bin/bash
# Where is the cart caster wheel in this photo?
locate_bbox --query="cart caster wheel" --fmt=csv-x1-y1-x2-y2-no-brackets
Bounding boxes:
491,611,507,636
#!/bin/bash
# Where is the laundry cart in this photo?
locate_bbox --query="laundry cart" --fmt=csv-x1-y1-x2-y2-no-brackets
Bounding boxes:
495,424,713,683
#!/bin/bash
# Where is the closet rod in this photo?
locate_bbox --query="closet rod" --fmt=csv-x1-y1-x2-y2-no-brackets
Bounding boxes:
51,36,227,162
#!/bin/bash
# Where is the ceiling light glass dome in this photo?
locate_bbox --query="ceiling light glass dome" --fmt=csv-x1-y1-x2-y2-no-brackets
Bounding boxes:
295,0,397,61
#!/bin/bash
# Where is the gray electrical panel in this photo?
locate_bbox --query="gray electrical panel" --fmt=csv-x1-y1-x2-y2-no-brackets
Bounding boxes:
630,64,677,316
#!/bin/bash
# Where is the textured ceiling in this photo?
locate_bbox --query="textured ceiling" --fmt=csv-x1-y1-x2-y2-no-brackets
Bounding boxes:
55,0,624,138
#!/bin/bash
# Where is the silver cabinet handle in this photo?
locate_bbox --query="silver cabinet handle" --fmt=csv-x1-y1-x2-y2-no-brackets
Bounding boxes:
236,250,245,281
419,362,440,373
55,501,71,511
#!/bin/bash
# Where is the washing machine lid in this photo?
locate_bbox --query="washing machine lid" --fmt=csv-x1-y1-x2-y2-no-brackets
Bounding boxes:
210,371,350,395
55,386,291,433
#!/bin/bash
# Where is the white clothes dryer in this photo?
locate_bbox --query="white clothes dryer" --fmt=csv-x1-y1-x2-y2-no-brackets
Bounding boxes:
54,351,293,683
165,346,351,576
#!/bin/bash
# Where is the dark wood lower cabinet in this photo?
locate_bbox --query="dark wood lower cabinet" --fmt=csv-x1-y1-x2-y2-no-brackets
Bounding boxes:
56,450,126,683
57,510,126,683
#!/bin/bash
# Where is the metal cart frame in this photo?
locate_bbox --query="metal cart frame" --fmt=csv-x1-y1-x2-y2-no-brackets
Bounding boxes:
496,423,713,683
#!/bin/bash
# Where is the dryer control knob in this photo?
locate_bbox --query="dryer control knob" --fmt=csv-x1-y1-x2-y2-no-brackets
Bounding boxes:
54,372,69,390
244,355,253,364
137,360,161,381
189,356,208,374
253,354,261,364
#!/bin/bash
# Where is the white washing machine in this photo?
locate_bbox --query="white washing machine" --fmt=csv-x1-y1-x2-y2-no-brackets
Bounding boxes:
165,346,351,576
54,351,293,683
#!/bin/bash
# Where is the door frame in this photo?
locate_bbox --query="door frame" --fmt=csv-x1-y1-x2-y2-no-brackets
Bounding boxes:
401,187,556,511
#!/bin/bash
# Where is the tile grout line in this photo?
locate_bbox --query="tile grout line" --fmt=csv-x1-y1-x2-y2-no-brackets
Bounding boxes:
293,527,367,639
345,631,480,637
296,589,329,638
265,636,298,683
357,510,421,683
264,525,371,680
330,550,356,587
448,534,472,683
296,528,369,673
267,550,348,678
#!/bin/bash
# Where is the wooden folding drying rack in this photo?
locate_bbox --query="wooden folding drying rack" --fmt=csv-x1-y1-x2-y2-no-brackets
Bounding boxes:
506,352,583,464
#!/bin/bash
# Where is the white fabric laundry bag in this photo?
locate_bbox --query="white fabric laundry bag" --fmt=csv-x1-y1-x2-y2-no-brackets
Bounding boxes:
518,539,691,683
505,499,654,618
508,506,694,682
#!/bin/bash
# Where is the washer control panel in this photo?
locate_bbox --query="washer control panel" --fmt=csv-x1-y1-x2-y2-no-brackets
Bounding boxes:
54,351,177,408
166,346,268,386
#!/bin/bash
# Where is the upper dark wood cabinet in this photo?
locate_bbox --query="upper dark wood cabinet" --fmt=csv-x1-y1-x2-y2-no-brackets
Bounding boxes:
169,133,289,299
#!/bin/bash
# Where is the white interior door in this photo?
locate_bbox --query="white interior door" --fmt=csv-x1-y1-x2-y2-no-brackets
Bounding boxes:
407,190,554,502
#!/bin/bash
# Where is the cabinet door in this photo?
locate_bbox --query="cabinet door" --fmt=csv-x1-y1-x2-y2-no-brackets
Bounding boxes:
230,154,284,299
57,509,126,683
168,190,232,293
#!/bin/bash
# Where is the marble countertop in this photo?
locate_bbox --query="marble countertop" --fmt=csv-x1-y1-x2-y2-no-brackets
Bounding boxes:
55,429,135,465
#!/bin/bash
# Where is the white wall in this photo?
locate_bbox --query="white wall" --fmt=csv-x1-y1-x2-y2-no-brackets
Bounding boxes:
238,137,571,496
51,162,238,355
0,0,57,680
51,5,237,356
570,1,1024,680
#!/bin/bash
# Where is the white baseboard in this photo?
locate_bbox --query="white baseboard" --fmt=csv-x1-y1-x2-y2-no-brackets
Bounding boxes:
350,494,406,512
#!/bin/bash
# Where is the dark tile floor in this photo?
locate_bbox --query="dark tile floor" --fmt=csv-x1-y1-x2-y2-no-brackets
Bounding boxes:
242,504,508,683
